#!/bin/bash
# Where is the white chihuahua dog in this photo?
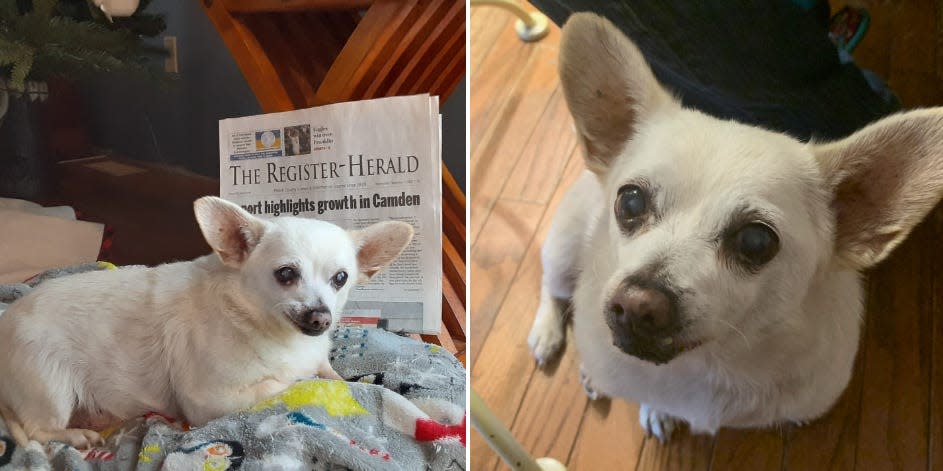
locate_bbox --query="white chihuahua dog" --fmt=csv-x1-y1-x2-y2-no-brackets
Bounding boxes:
0,196,412,448
528,13,943,441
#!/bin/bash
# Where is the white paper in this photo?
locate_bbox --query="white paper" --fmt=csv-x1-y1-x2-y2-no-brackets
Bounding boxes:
218,95,442,334
0,209,103,284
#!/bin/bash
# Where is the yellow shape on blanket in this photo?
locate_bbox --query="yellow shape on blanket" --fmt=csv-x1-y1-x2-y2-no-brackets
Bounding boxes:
99,422,122,440
204,456,231,471
251,380,368,416
138,444,161,463
97,261,117,270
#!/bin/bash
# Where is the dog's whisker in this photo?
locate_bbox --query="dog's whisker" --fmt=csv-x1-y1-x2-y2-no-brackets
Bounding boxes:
270,300,296,313
712,318,751,349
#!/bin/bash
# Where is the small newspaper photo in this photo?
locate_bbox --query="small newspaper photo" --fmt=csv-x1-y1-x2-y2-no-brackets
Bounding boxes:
218,94,442,334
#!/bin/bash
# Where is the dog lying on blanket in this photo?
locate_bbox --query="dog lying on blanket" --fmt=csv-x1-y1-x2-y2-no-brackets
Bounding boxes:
528,13,943,440
0,196,413,448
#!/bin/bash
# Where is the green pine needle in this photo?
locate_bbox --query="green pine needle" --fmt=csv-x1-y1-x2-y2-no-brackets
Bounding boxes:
0,0,168,88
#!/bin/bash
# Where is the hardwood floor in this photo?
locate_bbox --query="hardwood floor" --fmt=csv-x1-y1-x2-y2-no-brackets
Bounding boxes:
469,2,943,469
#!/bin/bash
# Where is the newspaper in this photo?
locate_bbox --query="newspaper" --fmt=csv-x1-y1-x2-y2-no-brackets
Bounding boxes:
218,95,442,334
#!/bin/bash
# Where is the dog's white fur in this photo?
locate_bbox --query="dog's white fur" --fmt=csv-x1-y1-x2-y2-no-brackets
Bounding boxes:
0,196,412,448
529,13,943,439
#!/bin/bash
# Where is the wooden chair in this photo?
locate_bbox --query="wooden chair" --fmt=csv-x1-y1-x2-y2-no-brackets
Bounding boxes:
201,0,467,362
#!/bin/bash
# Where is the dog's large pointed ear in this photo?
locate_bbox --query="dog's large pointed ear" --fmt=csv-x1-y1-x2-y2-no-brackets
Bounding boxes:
559,13,675,175
814,109,943,269
194,196,268,267
351,221,414,282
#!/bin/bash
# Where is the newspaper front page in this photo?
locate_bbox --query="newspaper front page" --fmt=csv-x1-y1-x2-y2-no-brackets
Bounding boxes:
218,95,442,334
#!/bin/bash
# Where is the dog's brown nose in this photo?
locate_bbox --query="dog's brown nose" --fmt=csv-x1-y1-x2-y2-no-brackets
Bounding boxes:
605,281,683,364
308,312,331,332
300,307,332,336
607,286,672,331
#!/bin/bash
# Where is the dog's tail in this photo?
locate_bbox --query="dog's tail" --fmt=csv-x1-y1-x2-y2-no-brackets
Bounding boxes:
0,401,29,447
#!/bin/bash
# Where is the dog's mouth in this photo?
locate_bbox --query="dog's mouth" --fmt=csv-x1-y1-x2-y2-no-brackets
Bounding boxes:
290,319,328,336
610,333,703,365
287,310,332,337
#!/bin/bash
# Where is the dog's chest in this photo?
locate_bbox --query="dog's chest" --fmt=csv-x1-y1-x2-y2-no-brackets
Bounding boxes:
247,335,330,381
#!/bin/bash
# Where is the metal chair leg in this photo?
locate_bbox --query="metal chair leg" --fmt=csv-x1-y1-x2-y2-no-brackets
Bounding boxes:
471,389,567,470
470,0,549,42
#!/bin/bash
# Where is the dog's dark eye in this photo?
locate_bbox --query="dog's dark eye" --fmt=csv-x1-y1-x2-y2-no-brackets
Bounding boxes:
614,184,648,232
274,266,299,285
617,185,646,218
731,223,780,268
331,271,348,289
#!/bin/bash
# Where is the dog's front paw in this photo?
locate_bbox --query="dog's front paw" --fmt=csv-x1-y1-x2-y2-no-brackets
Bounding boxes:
528,302,565,366
34,428,104,450
528,321,563,367
579,364,606,401
318,367,344,381
639,404,681,443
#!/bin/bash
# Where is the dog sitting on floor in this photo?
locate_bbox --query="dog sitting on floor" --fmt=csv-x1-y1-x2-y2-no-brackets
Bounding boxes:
0,196,413,448
528,13,943,440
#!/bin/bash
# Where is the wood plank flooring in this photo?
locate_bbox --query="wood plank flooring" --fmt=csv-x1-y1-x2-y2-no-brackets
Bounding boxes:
469,1,943,469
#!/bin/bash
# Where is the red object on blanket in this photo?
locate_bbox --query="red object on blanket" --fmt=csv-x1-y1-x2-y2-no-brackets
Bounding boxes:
414,415,466,446
144,411,190,431
98,223,115,260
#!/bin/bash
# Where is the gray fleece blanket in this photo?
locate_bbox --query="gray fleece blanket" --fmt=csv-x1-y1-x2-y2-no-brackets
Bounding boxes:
0,264,466,471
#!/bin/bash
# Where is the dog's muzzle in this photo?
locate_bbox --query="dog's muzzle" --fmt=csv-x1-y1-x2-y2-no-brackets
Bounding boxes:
290,305,332,336
604,279,687,365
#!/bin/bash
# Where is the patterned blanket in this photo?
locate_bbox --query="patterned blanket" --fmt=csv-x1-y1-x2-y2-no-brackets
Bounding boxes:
0,264,466,471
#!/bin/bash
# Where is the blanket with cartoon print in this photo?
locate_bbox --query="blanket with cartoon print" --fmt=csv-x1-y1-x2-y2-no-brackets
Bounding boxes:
0,265,466,471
